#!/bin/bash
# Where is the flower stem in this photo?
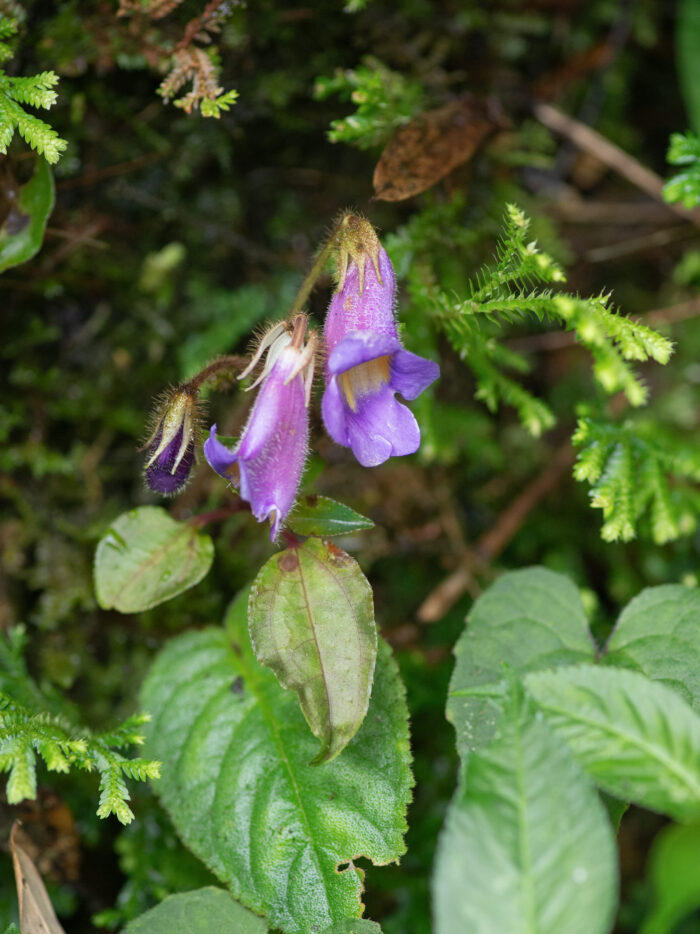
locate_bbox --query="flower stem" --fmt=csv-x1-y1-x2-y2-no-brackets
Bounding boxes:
185,355,245,392
286,226,342,318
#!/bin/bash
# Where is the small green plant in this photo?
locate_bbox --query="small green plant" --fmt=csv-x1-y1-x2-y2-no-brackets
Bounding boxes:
663,131,700,208
0,15,66,162
573,413,700,543
0,627,159,824
314,56,424,148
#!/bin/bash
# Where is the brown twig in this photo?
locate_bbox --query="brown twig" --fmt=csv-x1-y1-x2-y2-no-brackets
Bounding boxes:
174,0,227,51
533,101,700,230
548,200,680,226
417,440,575,623
584,225,699,262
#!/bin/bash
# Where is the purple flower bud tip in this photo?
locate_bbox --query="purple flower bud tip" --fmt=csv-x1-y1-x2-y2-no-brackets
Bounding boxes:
145,427,196,494
143,389,198,496
204,317,315,540
322,236,439,467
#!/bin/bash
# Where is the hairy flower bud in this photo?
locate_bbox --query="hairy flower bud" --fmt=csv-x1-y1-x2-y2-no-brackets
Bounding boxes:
143,387,199,495
322,215,439,467
204,316,316,540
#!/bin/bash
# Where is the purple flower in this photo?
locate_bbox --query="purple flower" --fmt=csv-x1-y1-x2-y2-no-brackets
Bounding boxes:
322,227,439,467
144,389,198,495
204,317,315,540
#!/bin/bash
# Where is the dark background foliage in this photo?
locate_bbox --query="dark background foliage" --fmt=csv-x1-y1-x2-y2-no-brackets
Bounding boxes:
1,0,699,930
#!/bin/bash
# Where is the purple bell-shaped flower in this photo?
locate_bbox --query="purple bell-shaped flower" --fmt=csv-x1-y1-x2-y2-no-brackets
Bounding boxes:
322,216,440,467
204,315,315,540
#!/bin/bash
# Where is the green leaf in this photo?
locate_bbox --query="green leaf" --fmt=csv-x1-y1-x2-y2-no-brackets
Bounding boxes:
94,506,214,613
0,157,54,273
603,584,700,712
677,0,700,133
287,496,374,538
434,688,617,934
525,665,700,822
140,588,412,934
125,887,267,933
641,823,700,934
447,567,596,758
321,923,383,933
249,539,377,763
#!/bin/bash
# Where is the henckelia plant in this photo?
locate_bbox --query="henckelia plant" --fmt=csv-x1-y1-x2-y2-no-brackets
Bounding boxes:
88,208,686,934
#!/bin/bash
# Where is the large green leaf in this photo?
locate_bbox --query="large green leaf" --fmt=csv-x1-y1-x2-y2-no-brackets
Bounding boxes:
433,689,617,934
140,589,412,934
525,665,700,821
249,539,376,763
94,506,214,613
320,923,383,933
125,887,267,933
287,496,374,538
0,158,54,273
447,567,596,758
641,823,700,934
603,584,700,711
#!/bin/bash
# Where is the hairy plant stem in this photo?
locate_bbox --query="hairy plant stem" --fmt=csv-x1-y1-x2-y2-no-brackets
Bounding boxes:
286,226,342,319
185,355,246,392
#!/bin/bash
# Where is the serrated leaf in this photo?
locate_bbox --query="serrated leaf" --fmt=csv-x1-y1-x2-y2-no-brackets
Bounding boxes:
641,823,700,934
125,887,267,933
434,689,617,934
603,584,700,712
525,665,700,821
287,496,374,537
94,506,214,613
0,157,54,273
321,922,383,933
447,567,596,758
249,539,376,763
140,588,412,934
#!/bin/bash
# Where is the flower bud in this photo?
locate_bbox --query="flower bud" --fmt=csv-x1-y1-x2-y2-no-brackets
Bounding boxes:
143,387,199,495
204,316,316,540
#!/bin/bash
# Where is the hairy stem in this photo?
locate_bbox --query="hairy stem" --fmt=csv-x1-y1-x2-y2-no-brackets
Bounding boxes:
286,226,342,318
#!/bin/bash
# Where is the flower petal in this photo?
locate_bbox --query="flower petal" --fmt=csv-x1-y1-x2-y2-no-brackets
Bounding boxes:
325,247,397,353
145,426,196,495
327,330,400,376
346,385,421,467
390,348,441,401
203,425,238,479
321,377,350,446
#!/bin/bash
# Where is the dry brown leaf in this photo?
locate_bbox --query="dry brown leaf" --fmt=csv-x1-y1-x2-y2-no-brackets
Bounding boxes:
10,821,67,934
372,95,504,202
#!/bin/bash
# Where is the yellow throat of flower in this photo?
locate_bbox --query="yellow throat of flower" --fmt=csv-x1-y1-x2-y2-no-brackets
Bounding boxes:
339,355,391,412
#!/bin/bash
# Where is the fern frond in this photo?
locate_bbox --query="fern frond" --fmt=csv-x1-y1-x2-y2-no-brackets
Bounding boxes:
0,23,66,162
4,71,59,108
431,206,673,420
573,415,700,543
0,634,159,824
